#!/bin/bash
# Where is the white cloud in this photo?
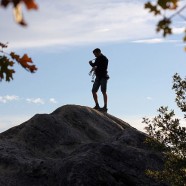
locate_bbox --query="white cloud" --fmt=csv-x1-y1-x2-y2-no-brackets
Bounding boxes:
132,38,164,44
0,95,58,105
172,27,185,34
132,38,179,44
26,98,45,104
49,98,57,104
0,95,19,103
146,97,152,100
0,0,158,49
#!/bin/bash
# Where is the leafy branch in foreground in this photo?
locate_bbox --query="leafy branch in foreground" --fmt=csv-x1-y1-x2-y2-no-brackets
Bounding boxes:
143,73,186,186
0,42,37,81
0,0,38,26
145,0,186,47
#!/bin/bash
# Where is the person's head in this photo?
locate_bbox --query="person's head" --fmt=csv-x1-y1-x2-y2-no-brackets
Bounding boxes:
93,48,101,57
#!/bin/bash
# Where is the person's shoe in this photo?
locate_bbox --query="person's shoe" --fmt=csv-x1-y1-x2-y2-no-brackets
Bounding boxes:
100,107,108,112
93,105,100,110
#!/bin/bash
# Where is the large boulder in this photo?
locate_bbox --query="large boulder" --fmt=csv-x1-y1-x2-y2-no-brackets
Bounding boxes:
0,105,168,186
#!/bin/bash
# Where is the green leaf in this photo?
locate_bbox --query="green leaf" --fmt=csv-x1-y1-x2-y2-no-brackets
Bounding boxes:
0,55,15,81
144,2,161,15
156,18,172,37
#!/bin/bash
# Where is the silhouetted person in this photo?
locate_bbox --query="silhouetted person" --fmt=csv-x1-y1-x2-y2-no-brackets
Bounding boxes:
89,48,109,112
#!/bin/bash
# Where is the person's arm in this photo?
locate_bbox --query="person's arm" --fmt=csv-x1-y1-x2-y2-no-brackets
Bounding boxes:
99,57,108,72
89,59,97,67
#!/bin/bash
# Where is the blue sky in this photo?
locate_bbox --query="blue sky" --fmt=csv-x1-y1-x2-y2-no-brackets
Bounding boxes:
1,0,186,132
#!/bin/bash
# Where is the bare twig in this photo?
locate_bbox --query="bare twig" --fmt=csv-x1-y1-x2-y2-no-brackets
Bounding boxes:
169,4,186,19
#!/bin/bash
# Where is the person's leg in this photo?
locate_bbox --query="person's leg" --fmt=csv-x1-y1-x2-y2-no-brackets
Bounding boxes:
101,78,108,109
92,78,100,108
102,91,107,108
92,92,99,107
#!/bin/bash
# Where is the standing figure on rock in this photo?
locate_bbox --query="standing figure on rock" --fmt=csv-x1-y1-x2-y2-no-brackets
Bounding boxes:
89,48,109,112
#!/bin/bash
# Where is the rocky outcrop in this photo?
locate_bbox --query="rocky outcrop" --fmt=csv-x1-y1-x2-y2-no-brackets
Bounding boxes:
0,105,168,186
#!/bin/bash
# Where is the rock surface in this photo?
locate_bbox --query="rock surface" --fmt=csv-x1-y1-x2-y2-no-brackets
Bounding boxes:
0,105,168,186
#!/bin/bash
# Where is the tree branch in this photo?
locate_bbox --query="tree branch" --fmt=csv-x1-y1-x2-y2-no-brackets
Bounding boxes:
169,4,186,19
